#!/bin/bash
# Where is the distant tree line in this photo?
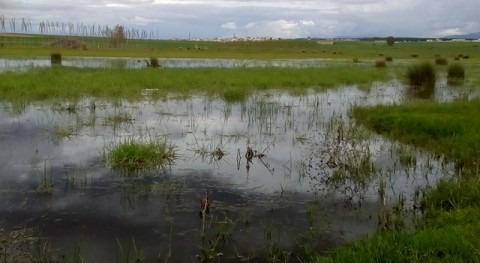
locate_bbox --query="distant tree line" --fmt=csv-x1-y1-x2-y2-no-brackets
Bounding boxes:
0,14,160,41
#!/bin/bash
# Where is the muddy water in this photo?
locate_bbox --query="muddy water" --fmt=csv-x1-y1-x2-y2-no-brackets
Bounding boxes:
0,81,465,262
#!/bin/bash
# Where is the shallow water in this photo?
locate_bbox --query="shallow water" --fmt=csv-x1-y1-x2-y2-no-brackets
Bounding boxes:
0,57,363,72
0,80,467,261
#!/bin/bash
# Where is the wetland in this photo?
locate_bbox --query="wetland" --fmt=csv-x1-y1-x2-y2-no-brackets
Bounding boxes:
1,38,480,262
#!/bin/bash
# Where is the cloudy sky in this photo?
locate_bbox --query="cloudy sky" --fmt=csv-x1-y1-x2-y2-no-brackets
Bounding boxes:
1,0,479,39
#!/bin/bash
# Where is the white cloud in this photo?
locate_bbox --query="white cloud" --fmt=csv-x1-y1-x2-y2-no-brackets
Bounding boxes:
221,22,237,30
241,19,314,38
132,16,163,25
435,28,464,37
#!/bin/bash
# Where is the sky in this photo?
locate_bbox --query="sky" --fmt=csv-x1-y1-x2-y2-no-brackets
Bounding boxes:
1,0,480,39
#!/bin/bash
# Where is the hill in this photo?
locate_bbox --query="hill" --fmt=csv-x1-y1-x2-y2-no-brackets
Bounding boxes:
446,31,480,39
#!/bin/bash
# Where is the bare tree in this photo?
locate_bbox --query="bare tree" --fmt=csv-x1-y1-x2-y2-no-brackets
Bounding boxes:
109,25,126,48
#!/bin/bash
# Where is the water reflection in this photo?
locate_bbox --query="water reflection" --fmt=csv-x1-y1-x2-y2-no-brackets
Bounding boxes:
0,57,360,72
0,83,462,261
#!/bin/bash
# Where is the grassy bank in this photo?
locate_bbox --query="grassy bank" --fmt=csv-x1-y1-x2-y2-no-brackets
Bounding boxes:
0,66,389,101
317,99,480,262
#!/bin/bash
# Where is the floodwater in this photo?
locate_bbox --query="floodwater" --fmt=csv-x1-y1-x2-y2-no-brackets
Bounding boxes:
0,66,472,261
0,57,362,72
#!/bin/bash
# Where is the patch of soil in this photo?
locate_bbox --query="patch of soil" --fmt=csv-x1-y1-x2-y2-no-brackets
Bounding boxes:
50,38,87,49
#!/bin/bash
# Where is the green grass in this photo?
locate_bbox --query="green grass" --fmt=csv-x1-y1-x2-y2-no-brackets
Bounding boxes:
352,99,480,167
316,99,480,262
0,66,389,101
106,137,176,170
2,35,480,61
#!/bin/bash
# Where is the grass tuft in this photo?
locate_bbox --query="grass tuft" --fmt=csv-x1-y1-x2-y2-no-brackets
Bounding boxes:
50,52,62,65
106,137,176,170
434,57,448,65
375,60,386,68
406,62,436,89
447,63,465,80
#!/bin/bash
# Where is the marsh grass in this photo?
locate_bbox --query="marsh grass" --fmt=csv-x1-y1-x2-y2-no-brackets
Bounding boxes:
406,62,436,89
375,60,386,68
3,36,480,61
434,57,448,65
352,99,480,168
0,67,389,101
106,137,176,170
319,99,480,262
50,52,62,65
37,161,54,194
447,63,465,83
104,112,134,126
50,125,75,139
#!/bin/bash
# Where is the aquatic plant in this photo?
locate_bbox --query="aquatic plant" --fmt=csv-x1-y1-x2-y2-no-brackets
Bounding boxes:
447,63,465,80
50,52,61,65
319,98,480,263
435,57,448,65
146,57,160,68
406,62,436,89
104,112,134,126
222,88,248,103
106,137,176,170
375,60,387,68
50,125,75,140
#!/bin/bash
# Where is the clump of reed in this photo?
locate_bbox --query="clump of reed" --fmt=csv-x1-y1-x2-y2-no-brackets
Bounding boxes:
145,57,160,68
435,57,448,65
375,60,387,68
406,62,436,89
50,52,62,65
447,63,465,80
385,56,393,62
106,137,176,170
447,63,465,85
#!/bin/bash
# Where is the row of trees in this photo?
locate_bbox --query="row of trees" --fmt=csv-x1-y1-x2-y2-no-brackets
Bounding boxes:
0,15,158,40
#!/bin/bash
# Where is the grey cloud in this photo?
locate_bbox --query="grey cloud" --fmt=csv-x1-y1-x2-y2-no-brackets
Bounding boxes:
1,0,480,38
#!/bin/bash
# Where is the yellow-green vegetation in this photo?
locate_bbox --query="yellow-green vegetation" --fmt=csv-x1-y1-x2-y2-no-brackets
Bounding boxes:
106,137,176,170
0,66,389,101
317,99,480,262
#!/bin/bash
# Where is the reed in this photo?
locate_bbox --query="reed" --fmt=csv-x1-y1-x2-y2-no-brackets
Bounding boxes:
50,52,62,65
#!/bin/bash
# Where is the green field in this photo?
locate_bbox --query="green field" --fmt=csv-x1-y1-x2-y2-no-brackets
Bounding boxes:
1,33,479,61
